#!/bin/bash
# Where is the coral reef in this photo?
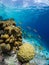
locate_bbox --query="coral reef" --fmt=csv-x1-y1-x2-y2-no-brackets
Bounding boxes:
0,19,48,65
17,43,35,63
0,19,36,65
0,19,22,54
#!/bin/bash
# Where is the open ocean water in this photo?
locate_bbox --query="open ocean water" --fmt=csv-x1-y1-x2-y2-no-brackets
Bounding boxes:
0,0,49,65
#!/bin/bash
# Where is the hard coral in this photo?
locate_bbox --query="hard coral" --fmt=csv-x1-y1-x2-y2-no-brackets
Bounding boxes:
0,19,22,54
17,43,35,63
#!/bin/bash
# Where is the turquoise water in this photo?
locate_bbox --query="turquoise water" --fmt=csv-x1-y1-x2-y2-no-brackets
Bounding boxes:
0,5,49,49
0,1,49,64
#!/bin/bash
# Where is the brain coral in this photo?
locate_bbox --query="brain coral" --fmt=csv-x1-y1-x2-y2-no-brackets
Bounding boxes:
17,43,35,63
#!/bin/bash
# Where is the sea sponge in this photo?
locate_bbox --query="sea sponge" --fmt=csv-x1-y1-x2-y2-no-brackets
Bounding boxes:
17,43,35,63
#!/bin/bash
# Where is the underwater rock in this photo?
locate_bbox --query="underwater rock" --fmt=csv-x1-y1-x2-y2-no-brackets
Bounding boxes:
0,19,22,54
17,43,35,63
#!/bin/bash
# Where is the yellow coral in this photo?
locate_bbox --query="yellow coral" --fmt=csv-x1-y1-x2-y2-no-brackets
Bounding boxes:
17,43,35,63
0,19,22,54
1,34,9,39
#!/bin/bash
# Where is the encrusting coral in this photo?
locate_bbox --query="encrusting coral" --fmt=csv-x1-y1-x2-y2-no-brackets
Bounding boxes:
0,19,22,54
17,43,35,63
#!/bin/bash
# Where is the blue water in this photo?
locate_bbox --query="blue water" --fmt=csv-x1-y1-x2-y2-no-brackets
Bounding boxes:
0,2,49,51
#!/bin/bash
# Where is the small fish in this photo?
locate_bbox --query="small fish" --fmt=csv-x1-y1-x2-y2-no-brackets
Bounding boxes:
22,30,27,35
23,32,27,35
27,26,31,30
33,29,38,33
38,35,41,39
27,34,32,38
18,22,22,25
